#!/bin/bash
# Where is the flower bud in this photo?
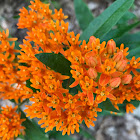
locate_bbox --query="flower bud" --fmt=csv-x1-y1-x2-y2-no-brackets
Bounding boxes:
116,60,127,71
121,74,132,84
86,56,97,67
87,68,97,79
89,36,96,47
110,77,121,88
106,39,116,54
113,51,123,62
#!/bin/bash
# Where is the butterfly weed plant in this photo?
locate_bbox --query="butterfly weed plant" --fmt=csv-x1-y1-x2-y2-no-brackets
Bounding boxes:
0,0,140,139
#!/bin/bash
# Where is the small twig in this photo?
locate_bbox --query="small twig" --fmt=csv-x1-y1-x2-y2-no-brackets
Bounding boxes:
18,99,29,108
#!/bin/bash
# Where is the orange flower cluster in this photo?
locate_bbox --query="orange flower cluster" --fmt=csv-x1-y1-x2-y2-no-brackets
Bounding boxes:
17,0,140,135
66,37,140,109
0,29,33,103
0,0,139,137
0,106,25,140
17,0,102,135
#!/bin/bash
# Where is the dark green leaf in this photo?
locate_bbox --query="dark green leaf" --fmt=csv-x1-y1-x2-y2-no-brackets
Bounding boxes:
79,127,96,140
20,110,49,140
80,0,134,41
48,131,75,140
130,100,140,108
13,15,20,19
55,133,75,140
35,53,71,76
74,0,94,30
98,99,120,112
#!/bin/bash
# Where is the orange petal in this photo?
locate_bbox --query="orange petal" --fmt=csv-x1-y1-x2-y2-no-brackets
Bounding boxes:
111,71,122,78
69,80,79,88
7,38,18,41
96,95,103,103
57,73,70,80
43,104,49,114
107,93,116,100
87,91,94,105
106,86,113,92
6,29,9,37
99,73,111,86
56,106,61,116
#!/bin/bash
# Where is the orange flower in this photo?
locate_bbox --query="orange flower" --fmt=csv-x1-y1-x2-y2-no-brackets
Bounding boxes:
117,44,129,56
80,76,97,91
126,103,136,113
130,56,140,69
96,86,115,102
68,50,84,65
0,29,17,42
133,75,140,88
101,59,116,75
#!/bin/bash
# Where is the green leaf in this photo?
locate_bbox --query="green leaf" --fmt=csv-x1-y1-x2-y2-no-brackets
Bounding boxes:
79,127,96,140
48,131,75,140
102,21,140,41
35,53,71,76
13,15,20,19
116,32,140,46
74,0,94,30
130,100,140,108
98,99,120,112
20,110,49,140
116,11,136,26
127,46,140,59
80,0,134,41
98,110,124,116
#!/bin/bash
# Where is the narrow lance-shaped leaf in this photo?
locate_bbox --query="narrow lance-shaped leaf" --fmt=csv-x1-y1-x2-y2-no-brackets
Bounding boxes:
74,0,94,30
80,0,134,41
116,11,136,26
35,53,71,76
116,32,140,47
102,21,140,41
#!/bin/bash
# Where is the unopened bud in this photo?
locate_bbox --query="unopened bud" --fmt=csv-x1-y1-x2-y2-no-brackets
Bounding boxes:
113,51,123,62
121,74,132,84
89,36,96,47
86,56,97,67
110,77,121,88
116,60,127,71
106,39,116,54
87,68,97,79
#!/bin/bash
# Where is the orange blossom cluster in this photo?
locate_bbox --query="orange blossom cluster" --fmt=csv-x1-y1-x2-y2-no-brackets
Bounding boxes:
0,106,25,140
